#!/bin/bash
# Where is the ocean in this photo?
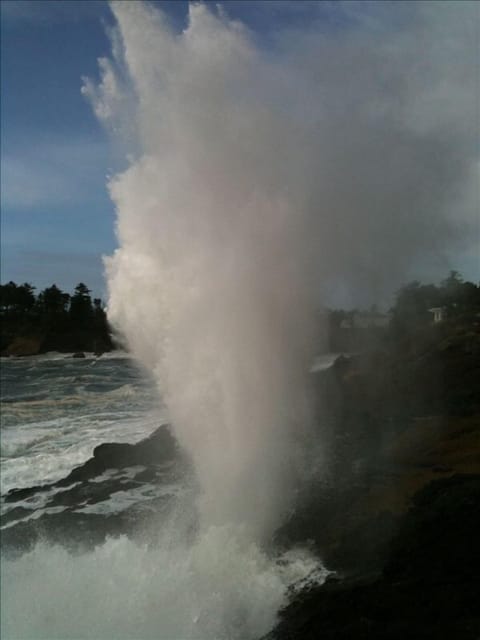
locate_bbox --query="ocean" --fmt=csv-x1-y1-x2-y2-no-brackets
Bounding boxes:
1,352,162,495
0,353,327,640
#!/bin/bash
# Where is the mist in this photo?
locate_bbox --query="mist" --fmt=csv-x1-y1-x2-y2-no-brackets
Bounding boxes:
87,2,478,298
83,2,478,533
82,0,478,541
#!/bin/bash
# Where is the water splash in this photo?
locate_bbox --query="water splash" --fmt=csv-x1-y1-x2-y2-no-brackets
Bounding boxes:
1,533,328,640
87,1,321,540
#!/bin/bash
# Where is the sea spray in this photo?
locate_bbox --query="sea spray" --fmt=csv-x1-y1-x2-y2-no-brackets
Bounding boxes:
86,2,479,310
88,3,328,635
1,533,328,640
83,3,327,637
91,1,321,539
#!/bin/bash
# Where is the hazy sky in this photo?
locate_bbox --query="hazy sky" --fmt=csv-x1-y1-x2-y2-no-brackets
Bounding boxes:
1,1,478,301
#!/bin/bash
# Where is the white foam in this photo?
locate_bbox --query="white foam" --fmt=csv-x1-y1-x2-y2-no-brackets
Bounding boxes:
1,529,328,640
1,505,69,530
74,482,184,515
0,482,81,520
0,411,162,494
310,353,346,373
1,351,164,493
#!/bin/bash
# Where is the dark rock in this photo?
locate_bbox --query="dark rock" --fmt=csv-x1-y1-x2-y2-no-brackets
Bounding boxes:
1,425,187,555
5,425,179,504
57,424,179,485
432,464,452,472
275,480,400,575
3,493,183,559
384,474,480,584
92,424,178,468
72,351,86,358
4,485,44,503
265,474,480,640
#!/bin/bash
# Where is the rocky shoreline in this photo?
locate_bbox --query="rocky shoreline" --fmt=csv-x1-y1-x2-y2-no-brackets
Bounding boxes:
266,473,480,640
2,418,479,638
1,425,189,556
264,317,480,639
2,311,479,638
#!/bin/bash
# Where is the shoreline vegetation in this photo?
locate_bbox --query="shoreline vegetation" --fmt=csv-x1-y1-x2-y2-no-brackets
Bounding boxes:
0,282,114,356
1,270,479,358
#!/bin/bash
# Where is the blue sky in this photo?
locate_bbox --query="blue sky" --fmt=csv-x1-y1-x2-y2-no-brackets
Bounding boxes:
1,1,478,301
1,0,342,299
1,1,114,297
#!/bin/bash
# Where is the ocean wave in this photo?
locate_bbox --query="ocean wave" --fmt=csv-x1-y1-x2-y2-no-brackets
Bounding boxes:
0,413,164,493
0,355,163,494
0,528,327,640
1,431,58,458
1,393,49,404
74,481,185,516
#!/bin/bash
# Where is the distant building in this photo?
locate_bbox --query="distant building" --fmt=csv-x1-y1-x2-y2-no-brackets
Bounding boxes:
340,311,390,330
429,307,445,324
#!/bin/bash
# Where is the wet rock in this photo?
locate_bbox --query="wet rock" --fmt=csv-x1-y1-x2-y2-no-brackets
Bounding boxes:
1,496,178,558
265,474,480,640
5,425,179,501
91,424,178,469
384,474,480,584
1,425,187,555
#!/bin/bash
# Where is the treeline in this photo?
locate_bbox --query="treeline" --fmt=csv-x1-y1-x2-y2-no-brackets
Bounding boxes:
0,282,114,355
327,271,480,352
322,271,480,431
390,270,480,335
2,271,478,357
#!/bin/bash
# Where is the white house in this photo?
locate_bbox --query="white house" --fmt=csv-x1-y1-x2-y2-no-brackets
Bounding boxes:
428,307,445,324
